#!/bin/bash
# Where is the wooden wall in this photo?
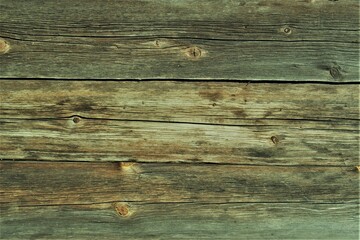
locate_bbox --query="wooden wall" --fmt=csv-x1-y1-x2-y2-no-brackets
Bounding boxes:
0,0,359,239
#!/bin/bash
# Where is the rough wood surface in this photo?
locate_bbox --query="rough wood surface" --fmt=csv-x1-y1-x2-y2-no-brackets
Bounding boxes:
1,203,358,240
0,0,359,81
0,161,358,239
1,161,358,206
1,81,359,122
1,81,358,165
1,118,358,165
1,0,359,239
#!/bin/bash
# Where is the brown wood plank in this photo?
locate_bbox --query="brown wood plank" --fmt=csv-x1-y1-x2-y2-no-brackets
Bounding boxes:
0,118,358,165
0,81,359,122
1,202,358,239
0,80,358,165
0,161,358,206
0,0,359,81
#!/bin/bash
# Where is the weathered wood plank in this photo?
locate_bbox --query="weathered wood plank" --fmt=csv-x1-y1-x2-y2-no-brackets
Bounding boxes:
1,202,358,239
0,118,358,165
0,161,358,205
0,81,359,122
0,81,358,165
0,161,358,239
0,0,358,81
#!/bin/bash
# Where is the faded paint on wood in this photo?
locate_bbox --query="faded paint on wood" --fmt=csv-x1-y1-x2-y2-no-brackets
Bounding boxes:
0,0,359,81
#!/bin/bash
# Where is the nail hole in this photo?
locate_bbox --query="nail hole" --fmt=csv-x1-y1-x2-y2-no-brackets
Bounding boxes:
283,27,292,34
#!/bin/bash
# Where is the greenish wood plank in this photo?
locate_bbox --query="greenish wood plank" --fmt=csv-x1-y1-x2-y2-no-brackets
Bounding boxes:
0,161,359,239
1,202,358,240
0,0,358,81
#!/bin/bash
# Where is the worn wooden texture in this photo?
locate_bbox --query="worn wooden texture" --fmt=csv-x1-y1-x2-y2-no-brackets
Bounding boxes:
1,118,358,165
1,203,358,239
0,161,358,239
1,81,359,121
1,161,358,205
1,0,359,239
0,81,358,165
0,0,359,81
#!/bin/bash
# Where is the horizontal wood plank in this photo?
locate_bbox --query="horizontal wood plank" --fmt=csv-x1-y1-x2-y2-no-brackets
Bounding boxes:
1,81,358,165
0,118,358,165
1,202,358,239
1,1,359,239
0,161,358,239
0,161,358,206
1,81,359,122
0,0,359,81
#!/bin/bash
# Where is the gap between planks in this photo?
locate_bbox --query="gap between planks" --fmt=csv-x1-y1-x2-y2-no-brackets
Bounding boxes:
1,78,360,84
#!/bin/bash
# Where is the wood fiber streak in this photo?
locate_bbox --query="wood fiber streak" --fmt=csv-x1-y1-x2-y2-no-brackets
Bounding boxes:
1,203,358,239
0,0,359,239
0,161,358,206
0,81,359,121
0,118,358,165
0,0,359,80
0,161,359,239
1,81,358,165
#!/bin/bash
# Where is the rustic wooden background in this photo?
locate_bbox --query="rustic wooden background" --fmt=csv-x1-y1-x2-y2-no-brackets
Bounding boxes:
0,0,359,239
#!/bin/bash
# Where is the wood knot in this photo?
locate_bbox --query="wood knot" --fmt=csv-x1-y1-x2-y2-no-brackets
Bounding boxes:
329,66,342,80
119,161,139,173
185,46,202,60
72,116,81,123
270,136,279,144
119,162,135,169
0,38,10,54
114,203,132,217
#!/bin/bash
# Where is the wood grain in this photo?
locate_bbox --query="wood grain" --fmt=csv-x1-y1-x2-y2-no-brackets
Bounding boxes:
0,118,358,165
1,203,358,239
1,80,358,165
0,1,359,238
1,81,359,122
1,161,358,239
0,0,359,81
1,161,358,206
